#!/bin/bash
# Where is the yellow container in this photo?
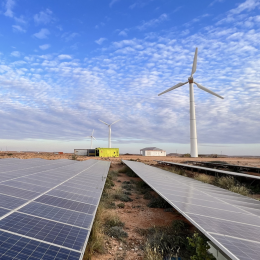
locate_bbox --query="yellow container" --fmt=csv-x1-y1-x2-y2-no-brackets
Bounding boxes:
95,148,119,158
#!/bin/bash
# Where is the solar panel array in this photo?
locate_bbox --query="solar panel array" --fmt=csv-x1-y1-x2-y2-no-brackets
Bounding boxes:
0,158,110,260
157,161,260,180
123,160,260,260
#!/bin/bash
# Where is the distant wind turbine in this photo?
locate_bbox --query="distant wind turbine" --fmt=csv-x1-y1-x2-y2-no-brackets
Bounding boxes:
87,129,96,149
158,47,224,157
99,119,120,148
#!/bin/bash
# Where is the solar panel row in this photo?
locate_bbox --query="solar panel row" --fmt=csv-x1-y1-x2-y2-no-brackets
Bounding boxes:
157,161,260,180
0,158,110,260
123,160,260,260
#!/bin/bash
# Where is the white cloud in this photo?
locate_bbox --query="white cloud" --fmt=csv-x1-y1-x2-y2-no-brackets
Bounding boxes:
137,13,168,30
118,29,128,36
58,54,73,60
34,9,53,24
4,0,15,18
11,51,20,57
39,44,50,50
1,0,260,154
61,32,79,42
209,0,225,7
230,0,260,14
110,0,120,7
12,25,26,33
33,28,50,39
14,16,26,24
95,37,107,45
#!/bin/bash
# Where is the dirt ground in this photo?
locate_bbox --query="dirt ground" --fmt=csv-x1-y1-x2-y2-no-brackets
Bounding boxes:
1,152,260,168
91,163,190,260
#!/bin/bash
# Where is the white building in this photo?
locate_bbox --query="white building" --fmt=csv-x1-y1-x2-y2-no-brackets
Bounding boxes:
140,147,166,156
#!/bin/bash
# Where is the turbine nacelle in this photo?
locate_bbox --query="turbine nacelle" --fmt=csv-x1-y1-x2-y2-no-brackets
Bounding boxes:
188,77,194,84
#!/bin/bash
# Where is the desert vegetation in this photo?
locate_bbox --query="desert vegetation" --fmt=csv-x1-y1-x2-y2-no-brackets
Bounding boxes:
84,163,216,260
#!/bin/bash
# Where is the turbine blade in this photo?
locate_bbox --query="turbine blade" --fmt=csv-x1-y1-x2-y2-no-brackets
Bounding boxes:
92,129,94,135
86,136,91,138
99,119,109,125
158,82,188,96
111,119,121,125
191,47,198,76
93,137,96,140
194,82,224,99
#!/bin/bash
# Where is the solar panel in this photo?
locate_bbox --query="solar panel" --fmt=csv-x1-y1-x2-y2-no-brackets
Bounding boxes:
0,159,110,259
157,161,260,180
123,160,260,260
0,231,81,260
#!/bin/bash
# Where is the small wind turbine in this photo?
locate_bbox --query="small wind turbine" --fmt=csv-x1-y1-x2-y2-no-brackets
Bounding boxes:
99,119,120,148
87,129,96,149
158,47,224,158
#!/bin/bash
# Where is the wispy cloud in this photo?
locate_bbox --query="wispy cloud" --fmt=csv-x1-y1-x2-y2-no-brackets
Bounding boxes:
33,28,50,39
110,0,120,7
95,37,107,45
209,0,225,7
39,44,50,50
137,13,168,30
61,32,79,42
58,54,73,60
118,29,128,36
34,9,53,25
12,25,26,33
0,0,260,154
10,50,20,57
4,0,15,18
230,0,260,14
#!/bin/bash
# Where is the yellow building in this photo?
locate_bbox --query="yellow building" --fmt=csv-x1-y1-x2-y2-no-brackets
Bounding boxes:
95,148,119,157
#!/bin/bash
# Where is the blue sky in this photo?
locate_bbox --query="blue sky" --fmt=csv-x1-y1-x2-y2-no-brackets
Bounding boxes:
0,0,260,155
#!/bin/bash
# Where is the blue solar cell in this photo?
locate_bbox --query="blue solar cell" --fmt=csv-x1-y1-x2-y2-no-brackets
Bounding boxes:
19,202,93,229
0,184,40,200
0,194,27,210
47,190,99,205
0,208,9,218
35,195,96,214
0,212,88,251
2,181,48,193
0,230,81,259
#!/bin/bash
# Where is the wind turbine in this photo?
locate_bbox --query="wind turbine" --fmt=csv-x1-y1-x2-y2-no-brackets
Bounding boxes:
99,119,120,148
87,129,96,149
158,47,224,158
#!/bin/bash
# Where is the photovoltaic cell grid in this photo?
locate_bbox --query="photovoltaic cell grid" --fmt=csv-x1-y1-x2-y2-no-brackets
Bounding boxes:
123,160,260,260
157,161,260,180
0,158,110,259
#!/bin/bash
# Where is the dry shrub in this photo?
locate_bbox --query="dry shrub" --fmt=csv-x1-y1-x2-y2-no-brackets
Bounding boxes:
83,205,105,259
216,176,251,196
103,211,124,228
229,185,250,196
144,244,163,260
194,174,214,184
216,176,236,189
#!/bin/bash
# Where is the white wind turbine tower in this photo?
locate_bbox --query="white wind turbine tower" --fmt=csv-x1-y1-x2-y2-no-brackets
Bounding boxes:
158,47,224,158
99,119,121,148
87,129,96,149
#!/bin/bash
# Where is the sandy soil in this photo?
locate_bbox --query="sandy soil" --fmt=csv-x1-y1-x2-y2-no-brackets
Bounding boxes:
1,152,260,168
